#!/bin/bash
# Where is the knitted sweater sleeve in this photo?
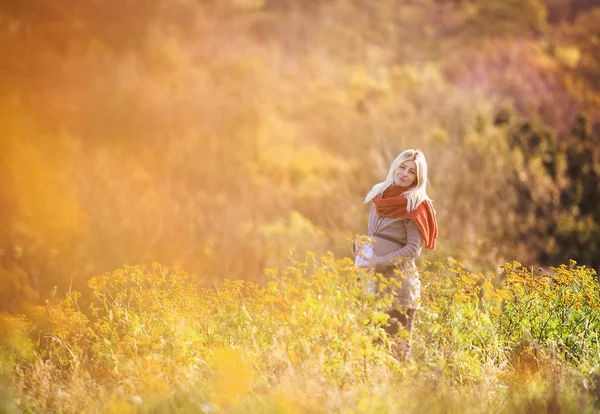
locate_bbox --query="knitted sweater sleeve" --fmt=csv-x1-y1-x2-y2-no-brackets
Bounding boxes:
372,219,423,267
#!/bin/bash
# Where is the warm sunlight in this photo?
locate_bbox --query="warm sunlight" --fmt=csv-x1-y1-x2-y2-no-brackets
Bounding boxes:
1,1,599,412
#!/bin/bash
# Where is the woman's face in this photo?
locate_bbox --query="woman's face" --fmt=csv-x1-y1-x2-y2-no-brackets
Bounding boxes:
393,160,417,187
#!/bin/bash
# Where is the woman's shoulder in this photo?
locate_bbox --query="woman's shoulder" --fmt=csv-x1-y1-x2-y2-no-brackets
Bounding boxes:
416,198,436,215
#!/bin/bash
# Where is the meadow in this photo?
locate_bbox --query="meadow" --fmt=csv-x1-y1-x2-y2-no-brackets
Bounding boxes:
1,256,599,412
1,0,600,412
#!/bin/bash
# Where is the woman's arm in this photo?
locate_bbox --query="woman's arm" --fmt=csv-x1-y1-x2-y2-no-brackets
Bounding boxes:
367,204,377,235
371,219,423,268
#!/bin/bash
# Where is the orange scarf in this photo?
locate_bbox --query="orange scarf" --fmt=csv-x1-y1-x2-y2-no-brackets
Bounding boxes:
372,186,438,251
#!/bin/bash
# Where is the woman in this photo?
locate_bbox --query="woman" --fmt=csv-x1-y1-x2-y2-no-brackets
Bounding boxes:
361,149,438,360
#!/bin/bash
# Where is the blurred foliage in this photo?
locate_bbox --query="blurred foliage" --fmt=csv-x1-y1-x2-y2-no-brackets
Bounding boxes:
504,114,600,268
0,0,600,315
0,258,598,412
455,0,549,38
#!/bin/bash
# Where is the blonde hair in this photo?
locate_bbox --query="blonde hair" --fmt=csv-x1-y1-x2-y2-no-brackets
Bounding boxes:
364,149,431,212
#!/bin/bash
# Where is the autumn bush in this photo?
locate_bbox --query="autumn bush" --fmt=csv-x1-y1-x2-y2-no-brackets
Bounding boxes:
1,256,599,413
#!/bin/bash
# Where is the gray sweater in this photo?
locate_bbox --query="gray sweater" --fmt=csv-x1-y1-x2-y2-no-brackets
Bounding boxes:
367,204,423,309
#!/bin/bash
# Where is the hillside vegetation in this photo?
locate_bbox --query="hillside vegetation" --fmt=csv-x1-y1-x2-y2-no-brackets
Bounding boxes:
1,0,600,310
1,0,600,411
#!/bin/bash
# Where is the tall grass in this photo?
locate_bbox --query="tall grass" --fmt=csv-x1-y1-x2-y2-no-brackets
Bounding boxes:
1,255,598,413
